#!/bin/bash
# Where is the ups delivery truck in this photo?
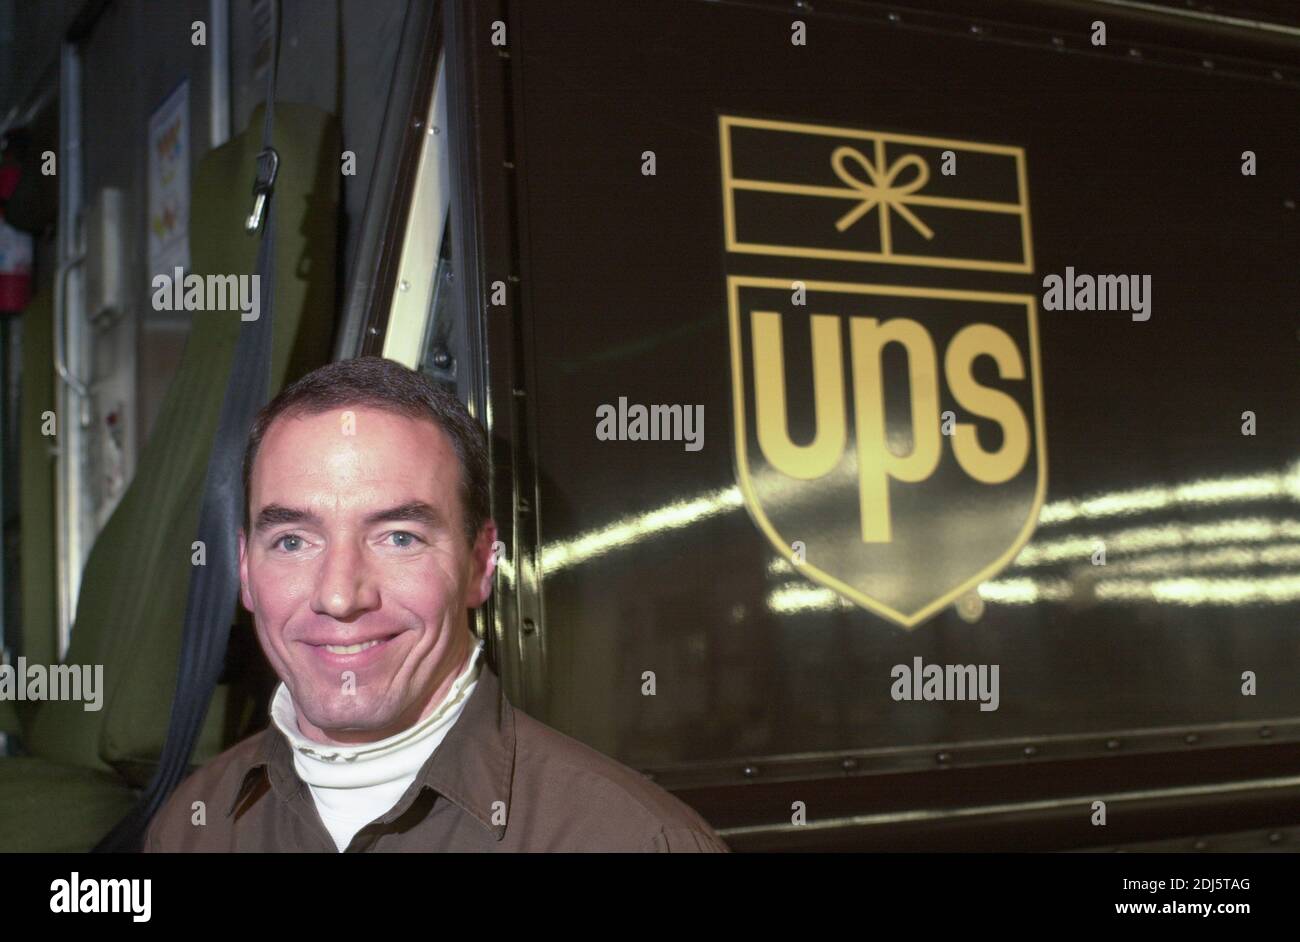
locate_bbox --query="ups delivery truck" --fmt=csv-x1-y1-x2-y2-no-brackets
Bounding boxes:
423,0,1300,852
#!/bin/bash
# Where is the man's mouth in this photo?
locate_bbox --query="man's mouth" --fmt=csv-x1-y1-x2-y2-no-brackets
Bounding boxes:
322,639,383,655
302,633,400,661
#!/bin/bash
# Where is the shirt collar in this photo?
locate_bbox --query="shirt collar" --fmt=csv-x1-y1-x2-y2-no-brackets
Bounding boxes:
227,655,516,841
268,641,483,773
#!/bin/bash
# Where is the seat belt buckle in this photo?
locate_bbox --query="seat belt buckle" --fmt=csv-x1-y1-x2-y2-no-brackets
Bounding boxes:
244,146,280,235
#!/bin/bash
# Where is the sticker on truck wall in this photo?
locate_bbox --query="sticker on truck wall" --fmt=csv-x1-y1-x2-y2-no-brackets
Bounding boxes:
719,116,1045,628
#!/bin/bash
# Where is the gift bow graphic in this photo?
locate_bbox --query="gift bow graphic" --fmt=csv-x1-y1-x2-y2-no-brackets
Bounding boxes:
830,145,935,241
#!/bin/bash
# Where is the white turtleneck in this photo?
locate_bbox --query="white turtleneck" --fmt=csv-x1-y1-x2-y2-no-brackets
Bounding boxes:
269,639,484,852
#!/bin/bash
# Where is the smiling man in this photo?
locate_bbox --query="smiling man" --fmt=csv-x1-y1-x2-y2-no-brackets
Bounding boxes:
144,356,728,853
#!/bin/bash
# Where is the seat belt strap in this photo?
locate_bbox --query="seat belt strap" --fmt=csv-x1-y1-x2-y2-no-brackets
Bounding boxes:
93,0,281,853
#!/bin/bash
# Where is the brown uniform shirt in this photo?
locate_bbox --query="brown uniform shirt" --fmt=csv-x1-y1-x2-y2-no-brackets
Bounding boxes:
143,663,729,852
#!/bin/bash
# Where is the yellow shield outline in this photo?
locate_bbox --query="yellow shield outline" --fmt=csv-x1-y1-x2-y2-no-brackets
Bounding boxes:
726,275,1048,629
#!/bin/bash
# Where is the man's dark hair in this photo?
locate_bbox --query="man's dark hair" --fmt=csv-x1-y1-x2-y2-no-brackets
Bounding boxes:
242,356,490,546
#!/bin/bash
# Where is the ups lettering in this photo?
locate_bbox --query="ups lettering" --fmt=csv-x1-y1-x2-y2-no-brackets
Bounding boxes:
751,311,1030,542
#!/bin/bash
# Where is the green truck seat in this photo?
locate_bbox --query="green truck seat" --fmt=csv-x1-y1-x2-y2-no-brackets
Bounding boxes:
0,758,139,852
0,101,338,851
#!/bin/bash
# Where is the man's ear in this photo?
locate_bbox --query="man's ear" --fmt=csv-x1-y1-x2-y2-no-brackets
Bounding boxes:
238,528,254,612
467,519,499,608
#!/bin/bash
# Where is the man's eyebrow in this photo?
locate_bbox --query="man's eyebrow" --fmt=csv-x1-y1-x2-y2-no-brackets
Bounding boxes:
362,501,446,529
254,504,322,530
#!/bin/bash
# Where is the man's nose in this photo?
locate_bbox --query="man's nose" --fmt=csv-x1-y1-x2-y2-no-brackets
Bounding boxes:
310,538,381,619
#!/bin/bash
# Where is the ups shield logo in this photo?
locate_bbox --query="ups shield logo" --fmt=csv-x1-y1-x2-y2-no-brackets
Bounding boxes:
719,116,1046,628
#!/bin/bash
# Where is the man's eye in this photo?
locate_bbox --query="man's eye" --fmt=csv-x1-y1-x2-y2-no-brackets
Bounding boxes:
388,531,421,548
274,534,305,553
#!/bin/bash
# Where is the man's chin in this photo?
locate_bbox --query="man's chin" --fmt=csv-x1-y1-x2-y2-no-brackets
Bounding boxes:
293,690,401,740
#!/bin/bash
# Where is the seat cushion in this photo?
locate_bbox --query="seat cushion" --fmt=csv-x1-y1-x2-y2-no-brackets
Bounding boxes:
0,757,139,852
23,101,337,772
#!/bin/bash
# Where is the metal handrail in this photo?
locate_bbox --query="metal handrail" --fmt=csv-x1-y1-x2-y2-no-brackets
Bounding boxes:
53,253,90,402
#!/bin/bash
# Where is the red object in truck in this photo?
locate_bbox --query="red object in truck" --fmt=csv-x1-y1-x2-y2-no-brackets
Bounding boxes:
0,210,33,312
